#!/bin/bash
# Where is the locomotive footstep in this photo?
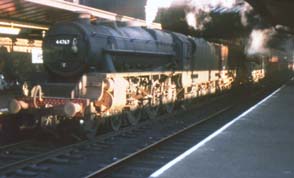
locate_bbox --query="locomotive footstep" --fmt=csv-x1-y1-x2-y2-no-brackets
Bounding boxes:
144,106,159,120
82,115,108,139
82,118,99,139
108,114,123,131
163,103,175,113
126,109,142,126
181,100,193,111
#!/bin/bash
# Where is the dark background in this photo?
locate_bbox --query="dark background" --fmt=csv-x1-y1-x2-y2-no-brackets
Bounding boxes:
81,0,147,19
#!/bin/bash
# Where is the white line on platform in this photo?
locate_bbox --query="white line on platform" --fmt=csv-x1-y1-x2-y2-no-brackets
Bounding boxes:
149,85,285,178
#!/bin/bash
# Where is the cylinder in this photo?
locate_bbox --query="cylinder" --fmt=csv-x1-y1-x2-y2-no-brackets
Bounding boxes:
8,99,29,114
64,102,82,117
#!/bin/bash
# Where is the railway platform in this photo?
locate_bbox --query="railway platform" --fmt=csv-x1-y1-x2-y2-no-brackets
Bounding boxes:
150,78,294,178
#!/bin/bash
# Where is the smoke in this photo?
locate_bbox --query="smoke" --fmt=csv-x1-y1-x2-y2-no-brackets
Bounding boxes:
185,12,197,29
145,0,254,30
240,2,253,26
145,0,175,26
145,1,277,57
246,29,276,56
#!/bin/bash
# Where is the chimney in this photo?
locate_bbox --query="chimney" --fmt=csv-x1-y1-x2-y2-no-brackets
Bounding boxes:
64,0,79,4
75,12,91,24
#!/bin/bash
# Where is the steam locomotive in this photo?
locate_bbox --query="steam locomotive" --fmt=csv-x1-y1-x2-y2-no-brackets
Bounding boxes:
43,17,222,77
7,15,274,136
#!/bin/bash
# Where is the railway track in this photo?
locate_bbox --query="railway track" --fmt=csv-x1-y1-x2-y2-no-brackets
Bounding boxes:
0,81,286,178
85,106,233,178
85,85,284,178
0,139,82,176
0,91,233,177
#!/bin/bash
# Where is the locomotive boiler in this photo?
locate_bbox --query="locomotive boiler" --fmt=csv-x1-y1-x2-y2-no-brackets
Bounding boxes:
8,15,266,136
43,16,222,78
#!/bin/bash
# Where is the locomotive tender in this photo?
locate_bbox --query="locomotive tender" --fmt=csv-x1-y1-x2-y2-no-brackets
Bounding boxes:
8,15,265,133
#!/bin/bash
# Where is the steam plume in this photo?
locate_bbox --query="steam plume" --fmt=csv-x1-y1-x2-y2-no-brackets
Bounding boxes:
240,2,253,26
246,29,276,55
145,0,253,29
145,0,175,26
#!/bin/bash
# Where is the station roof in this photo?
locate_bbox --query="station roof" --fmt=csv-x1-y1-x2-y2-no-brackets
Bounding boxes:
0,0,161,39
1,0,294,39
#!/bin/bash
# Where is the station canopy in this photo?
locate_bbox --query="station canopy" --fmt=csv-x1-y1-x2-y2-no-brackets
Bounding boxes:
0,0,161,40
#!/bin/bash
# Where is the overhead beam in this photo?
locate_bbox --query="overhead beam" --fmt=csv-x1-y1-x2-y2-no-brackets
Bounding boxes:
24,0,162,29
0,19,48,30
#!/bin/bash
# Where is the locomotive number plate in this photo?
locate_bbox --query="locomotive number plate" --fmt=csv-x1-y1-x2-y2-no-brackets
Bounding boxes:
56,39,71,45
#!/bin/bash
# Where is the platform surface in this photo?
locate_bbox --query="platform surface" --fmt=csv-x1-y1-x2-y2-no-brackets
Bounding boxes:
150,81,294,178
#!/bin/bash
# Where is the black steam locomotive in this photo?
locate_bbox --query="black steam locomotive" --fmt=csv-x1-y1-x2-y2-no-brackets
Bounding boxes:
43,17,223,78
8,16,272,135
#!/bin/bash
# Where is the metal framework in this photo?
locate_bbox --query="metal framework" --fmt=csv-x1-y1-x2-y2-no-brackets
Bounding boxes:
25,0,162,28
0,0,161,31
